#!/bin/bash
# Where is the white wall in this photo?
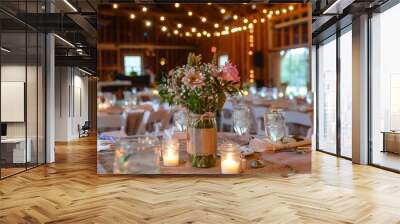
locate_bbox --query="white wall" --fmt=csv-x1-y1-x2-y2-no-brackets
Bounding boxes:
54,67,89,141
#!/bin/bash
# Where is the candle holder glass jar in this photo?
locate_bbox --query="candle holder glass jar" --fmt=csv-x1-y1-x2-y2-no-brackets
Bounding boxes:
220,143,241,174
187,113,217,168
161,140,180,166
114,135,161,174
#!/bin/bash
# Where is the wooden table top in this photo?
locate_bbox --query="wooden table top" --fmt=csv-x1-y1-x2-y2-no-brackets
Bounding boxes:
97,133,311,175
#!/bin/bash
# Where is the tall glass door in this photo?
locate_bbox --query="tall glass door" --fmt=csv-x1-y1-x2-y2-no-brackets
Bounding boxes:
339,28,352,158
317,36,337,154
370,3,400,171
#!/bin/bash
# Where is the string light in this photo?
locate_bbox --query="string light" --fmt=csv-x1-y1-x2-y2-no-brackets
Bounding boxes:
201,17,207,23
197,32,202,37
174,3,180,8
233,15,238,20
242,26,247,30
224,26,229,31
145,21,151,27
173,29,179,35
202,30,207,35
275,10,280,15
130,13,135,19
161,26,167,32
188,11,193,16
262,9,267,14
260,18,265,23
220,8,226,14
142,7,147,12
112,3,118,9
214,23,219,28
282,9,287,14
253,19,257,24
160,16,165,21
191,27,196,33
215,32,220,37
207,33,211,38
288,5,294,11
267,14,272,19
177,23,182,28
185,32,190,37
243,18,248,24
248,23,253,29
248,50,253,55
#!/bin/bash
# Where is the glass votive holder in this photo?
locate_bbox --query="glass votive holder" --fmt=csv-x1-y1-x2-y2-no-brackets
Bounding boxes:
220,143,241,174
162,139,180,166
114,135,161,174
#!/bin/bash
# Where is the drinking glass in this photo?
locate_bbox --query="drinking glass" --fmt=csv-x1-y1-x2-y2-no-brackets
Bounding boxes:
233,105,250,136
264,110,286,143
173,108,187,132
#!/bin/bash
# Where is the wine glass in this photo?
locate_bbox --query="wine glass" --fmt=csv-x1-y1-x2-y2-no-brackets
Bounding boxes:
233,105,250,136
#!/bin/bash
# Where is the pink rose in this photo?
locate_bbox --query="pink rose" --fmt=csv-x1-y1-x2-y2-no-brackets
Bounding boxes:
221,62,240,82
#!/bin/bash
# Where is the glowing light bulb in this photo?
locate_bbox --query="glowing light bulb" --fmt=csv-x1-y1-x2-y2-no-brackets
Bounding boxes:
233,15,238,20
188,11,193,16
160,16,165,21
177,23,182,28
243,18,248,24
112,3,118,9
161,26,167,32
174,3,180,8
201,17,207,23
220,8,226,14
214,23,219,28
142,7,147,12
145,21,151,27
130,14,135,19
191,27,196,33
289,5,294,11
173,29,179,35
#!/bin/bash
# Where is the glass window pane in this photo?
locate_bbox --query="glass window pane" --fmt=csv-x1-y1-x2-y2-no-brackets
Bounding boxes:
340,29,352,158
1,31,28,177
371,4,400,171
317,37,337,154
124,56,142,76
280,48,309,97
218,54,228,67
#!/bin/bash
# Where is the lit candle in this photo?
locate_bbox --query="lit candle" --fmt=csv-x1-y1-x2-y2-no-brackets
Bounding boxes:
221,153,240,174
162,142,179,166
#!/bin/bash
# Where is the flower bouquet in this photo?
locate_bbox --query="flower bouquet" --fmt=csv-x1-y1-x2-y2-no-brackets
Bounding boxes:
159,53,241,168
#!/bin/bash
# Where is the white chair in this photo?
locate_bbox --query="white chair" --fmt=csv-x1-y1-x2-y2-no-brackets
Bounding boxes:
97,112,122,133
99,110,145,140
282,111,312,137
251,107,267,136
219,101,234,132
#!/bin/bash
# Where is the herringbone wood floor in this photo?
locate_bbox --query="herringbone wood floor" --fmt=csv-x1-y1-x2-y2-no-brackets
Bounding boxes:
1,136,400,224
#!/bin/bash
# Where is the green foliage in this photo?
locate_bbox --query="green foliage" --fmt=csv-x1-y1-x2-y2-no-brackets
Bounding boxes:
188,154,216,168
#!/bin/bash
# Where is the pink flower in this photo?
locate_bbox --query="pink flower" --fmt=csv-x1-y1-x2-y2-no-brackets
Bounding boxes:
182,68,205,89
221,62,240,82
